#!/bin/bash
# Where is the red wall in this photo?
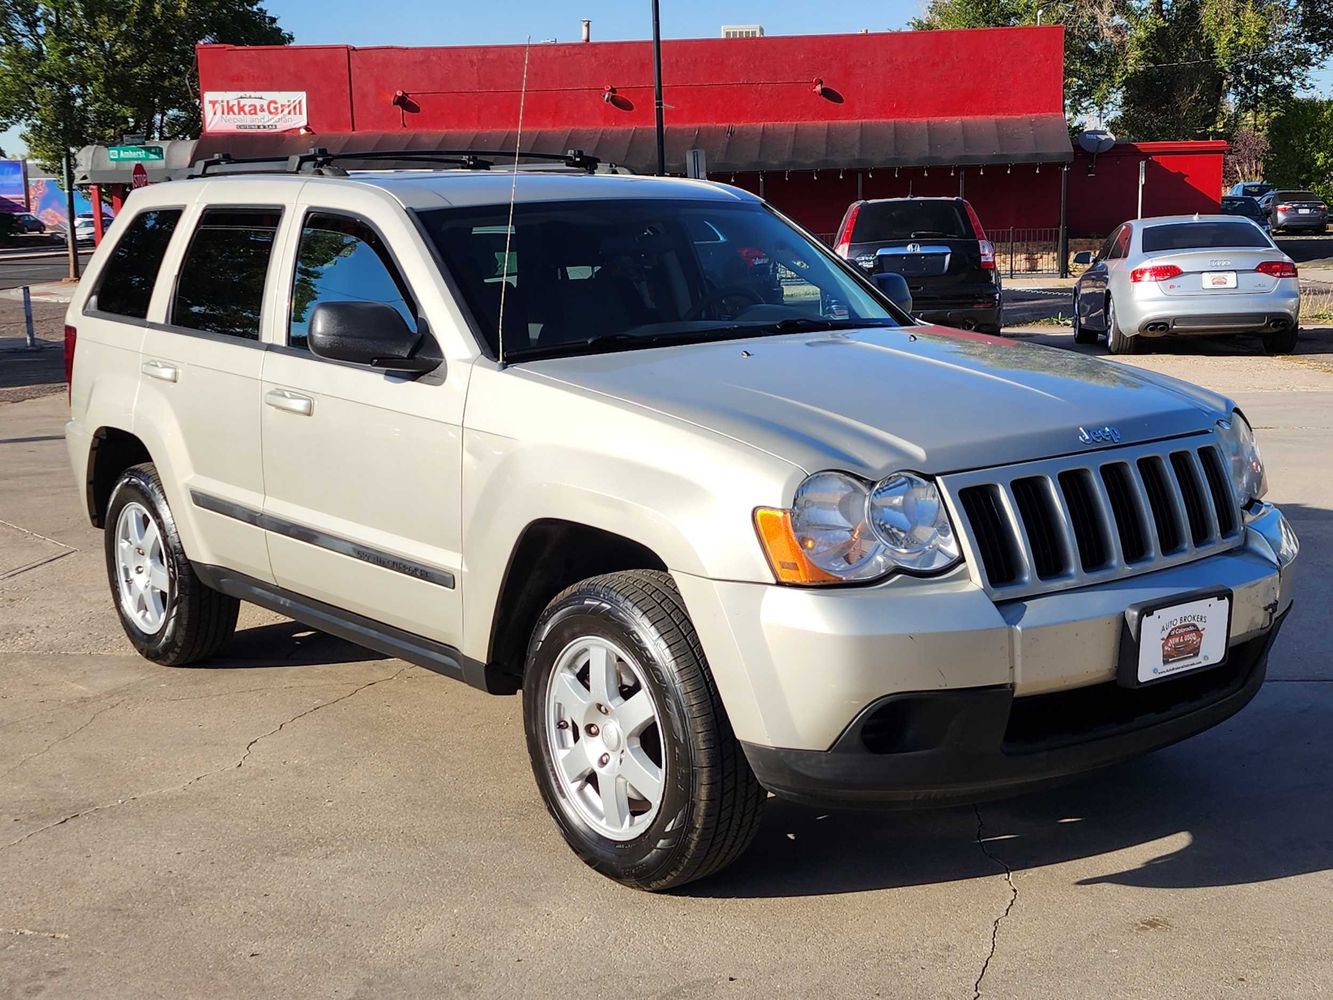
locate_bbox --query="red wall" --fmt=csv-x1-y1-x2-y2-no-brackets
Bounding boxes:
199,27,1064,135
196,44,356,132
1066,142,1227,237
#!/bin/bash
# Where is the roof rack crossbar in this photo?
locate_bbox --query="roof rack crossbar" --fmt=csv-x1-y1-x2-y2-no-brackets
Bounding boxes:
189,146,603,178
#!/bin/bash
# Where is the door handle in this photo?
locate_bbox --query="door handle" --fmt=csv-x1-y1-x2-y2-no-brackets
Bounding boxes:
265,388,314,416
142,360,178,383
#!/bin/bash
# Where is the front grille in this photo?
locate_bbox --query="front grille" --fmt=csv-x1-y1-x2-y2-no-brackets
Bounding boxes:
944,437,1243,599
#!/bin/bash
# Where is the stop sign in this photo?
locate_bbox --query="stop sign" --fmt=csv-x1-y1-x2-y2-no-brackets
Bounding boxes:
131,163,148,189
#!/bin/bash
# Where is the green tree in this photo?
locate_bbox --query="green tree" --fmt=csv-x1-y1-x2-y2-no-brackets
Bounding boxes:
912,0,1333,139
0,1,290,173
911,0,1135,123
1265,98,1333,200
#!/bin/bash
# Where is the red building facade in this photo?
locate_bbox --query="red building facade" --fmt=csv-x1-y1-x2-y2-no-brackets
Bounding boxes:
195,27,1224,240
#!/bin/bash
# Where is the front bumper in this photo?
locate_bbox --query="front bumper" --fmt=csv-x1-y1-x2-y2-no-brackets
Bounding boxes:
743,609,1285,808
675,504,1296,807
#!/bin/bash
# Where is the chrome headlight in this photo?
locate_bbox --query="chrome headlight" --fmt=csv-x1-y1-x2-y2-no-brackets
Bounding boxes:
755,470,961,584
1216,412,1267,506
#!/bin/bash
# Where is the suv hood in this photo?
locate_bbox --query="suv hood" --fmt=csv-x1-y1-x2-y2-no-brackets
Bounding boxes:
523,326,1229,478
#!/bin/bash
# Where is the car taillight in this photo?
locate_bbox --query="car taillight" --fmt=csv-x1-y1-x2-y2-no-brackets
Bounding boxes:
962,201,995,269
833,202,861,258
1129,264,1183,282
1256,260,1298,278
1276,203,1292,212
63,324,76,401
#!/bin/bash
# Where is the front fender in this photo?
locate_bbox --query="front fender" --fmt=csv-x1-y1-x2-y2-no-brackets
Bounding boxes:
458,364,803,661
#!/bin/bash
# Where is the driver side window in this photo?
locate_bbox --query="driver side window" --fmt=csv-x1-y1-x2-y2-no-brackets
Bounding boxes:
288,213,416,352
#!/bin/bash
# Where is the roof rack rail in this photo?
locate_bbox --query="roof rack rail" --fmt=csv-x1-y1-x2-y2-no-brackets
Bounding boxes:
190,147,604,178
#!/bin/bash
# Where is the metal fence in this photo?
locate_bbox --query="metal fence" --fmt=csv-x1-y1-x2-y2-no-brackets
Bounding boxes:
992,227,1063,277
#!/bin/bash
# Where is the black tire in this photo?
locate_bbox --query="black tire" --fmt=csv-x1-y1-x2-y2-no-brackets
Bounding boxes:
1263,325,1299,355
104,463,239,665
1106,296,1141,355
1072,305,1098,344
523,570,766,891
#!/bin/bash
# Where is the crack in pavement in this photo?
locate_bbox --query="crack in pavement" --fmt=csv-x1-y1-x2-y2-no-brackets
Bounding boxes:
972,804,1018,1000
3,927,70,940
0,698,125,780
0,666,407,852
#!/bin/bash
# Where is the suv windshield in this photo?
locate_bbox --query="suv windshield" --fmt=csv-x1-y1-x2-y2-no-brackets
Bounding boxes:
418,199,900,360
1141,221,1271,252
851,200,974,242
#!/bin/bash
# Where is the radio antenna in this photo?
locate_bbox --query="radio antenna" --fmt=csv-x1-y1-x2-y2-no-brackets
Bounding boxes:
496,37,531,368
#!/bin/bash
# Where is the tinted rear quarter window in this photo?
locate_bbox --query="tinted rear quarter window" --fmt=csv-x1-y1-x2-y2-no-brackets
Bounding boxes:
172,208,282,340
852,201,973,243
92,210,182,319
1141,222,1270,253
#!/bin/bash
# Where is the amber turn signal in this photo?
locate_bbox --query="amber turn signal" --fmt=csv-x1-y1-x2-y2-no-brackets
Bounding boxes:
753,507,839,585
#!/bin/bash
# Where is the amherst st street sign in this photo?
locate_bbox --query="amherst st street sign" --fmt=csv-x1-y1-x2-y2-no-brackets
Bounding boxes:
108,145,165,163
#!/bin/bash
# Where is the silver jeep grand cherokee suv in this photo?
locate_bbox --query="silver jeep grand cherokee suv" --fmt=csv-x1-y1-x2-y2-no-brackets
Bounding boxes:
64,150,1298,890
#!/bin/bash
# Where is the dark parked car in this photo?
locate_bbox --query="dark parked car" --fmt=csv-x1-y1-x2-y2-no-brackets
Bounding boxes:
1221,195,1271,234
9,212,46,233
1229,181,1273,199
833,196,1002,334
1263,190,1328,233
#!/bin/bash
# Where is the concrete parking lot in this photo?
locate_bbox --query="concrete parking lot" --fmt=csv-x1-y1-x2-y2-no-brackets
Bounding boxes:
2,295,1332,998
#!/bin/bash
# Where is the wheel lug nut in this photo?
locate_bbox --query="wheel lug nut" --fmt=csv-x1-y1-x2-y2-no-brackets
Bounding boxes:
556,720,569,730
596,703,610,715
598,753,610,767
585,723,599,737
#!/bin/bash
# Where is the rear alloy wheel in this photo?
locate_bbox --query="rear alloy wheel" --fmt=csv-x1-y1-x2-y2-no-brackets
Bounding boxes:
1263,325,1299,355
523,570,765,891
104,463,239,665
1106,296,1141,355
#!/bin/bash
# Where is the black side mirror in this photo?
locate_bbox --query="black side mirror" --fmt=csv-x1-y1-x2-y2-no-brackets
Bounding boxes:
308,301,435,373
872,272,913,314
1072,250,1095,267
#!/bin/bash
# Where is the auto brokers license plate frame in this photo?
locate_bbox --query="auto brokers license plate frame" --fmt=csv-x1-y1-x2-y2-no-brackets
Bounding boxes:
1202,271,1238,289
1117,587,1233,688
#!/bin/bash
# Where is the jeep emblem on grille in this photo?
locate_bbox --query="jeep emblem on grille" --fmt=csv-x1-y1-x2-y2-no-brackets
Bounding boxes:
1078,425,1122,445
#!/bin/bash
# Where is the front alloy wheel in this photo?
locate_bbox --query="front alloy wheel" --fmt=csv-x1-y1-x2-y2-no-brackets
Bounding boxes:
544,635,665,840
524,570,766,890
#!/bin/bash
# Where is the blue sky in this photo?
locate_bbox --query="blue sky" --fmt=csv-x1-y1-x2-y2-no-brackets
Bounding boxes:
3,0,1329,155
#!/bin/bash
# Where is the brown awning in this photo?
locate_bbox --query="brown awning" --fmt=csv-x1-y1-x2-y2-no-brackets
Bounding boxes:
193,114,1072,175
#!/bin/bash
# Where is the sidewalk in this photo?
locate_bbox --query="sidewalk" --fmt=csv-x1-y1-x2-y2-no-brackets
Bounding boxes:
0,279,79,304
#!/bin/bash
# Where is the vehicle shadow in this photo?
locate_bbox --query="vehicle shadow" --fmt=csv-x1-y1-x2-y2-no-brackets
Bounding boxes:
203,620,388,669
685,691,1333,899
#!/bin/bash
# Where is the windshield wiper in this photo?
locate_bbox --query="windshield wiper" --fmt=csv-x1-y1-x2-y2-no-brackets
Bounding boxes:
752,317,895,334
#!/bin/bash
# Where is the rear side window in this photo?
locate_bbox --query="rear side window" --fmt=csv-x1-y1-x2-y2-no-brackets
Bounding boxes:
288,213,415,351
92,210,182,319
852,201,973,242
172,208,281,340
1141,222,1270,253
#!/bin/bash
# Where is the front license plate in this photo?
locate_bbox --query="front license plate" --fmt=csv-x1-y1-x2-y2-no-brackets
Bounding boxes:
1118,590,1233,687
1202,271,1237,289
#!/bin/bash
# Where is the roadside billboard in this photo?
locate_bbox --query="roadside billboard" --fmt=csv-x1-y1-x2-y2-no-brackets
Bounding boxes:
0,158,29,213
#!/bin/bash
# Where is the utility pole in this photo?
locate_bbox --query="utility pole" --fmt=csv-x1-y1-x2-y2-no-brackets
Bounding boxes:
651,0,666,176
62,147,80,281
